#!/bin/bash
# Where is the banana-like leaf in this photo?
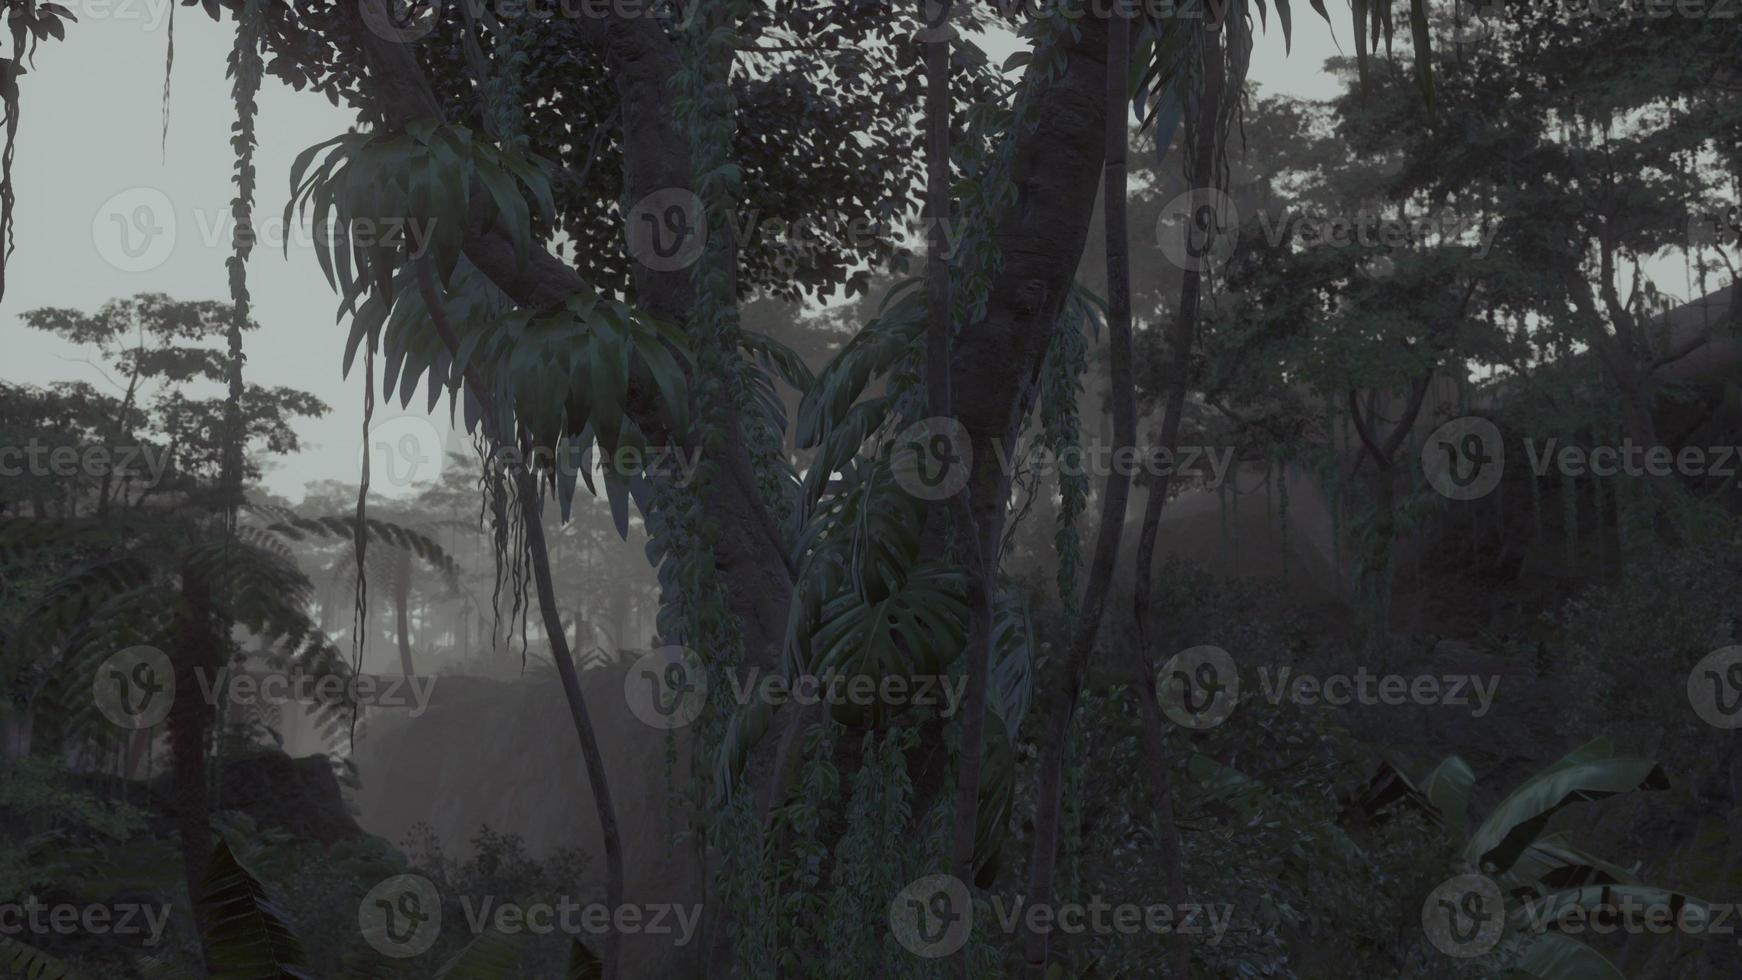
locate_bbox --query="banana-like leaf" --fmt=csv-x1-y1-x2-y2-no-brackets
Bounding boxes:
433,929,524,978
973,722,1016,889
710,698,775,807
1464,738,1669,875
1506,884,1714,940
1357,752,1475,842
567,939,602,980
0,936,89,980
987,591,1035,743
793,282,925,451
199,836,314,979
1496,831,1641,898
741,329,815,395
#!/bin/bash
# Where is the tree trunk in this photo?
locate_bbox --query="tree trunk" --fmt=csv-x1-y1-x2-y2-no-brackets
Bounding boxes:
1127,20,1227,977
1021,11,1139,975
417,261,626,980
170,561,219,968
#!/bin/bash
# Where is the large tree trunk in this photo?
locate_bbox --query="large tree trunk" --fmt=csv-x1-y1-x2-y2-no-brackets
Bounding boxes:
348,3,1120,971
1127,20,1227,976
1021,9,1137,976
414,261,628,979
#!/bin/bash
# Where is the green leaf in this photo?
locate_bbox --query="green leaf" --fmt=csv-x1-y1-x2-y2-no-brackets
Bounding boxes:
475,155,533,268
1506,933,1625,980
566,939,602,980
433,929,523,979
1464,739,1669,875
1409,0,1433,110
0,936,91,979
199,835,314,979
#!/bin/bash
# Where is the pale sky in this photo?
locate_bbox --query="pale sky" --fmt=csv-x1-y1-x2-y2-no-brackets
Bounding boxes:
2,6,1345,503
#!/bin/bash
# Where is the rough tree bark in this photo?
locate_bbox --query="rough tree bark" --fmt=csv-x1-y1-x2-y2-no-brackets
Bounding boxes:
1127,19,1226,976
344,3,1119,971
1020,8,1137,976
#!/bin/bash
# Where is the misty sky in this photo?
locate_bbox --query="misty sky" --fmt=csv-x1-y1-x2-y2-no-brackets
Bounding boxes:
2,5,1344,503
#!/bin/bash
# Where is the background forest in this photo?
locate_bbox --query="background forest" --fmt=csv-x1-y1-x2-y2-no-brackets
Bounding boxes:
3,0,1742,977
